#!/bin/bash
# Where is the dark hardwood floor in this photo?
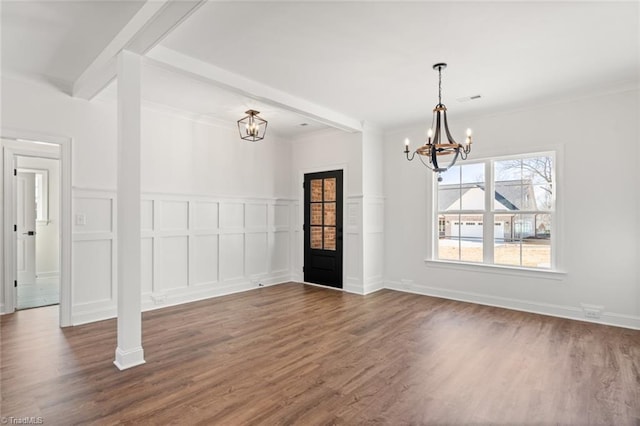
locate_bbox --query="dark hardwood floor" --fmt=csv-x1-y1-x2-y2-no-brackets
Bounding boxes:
1,283,639,425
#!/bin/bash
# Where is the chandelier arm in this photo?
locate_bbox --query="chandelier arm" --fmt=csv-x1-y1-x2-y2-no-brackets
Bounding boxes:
431,142,440,171
434,111,442,145
442,110,457,144
445,149,461,171
419,152,436,171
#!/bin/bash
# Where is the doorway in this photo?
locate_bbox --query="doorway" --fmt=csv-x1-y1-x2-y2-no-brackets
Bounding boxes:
16,157,60,309
303,170,343,288
2,134,71,326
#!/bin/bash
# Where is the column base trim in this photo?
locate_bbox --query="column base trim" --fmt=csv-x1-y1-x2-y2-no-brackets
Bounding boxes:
114,346,145,370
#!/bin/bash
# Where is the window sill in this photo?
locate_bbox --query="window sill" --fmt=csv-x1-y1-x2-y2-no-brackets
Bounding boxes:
424,259,567,281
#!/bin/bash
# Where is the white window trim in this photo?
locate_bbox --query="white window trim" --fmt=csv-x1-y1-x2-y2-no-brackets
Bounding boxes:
424,259,566,281
430,148,564,276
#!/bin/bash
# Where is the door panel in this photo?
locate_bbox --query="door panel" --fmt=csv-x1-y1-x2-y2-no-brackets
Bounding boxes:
17,172,36,285
304,170,343,288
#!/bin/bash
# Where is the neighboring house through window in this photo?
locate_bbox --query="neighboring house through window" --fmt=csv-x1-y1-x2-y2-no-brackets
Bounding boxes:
435,152,555,269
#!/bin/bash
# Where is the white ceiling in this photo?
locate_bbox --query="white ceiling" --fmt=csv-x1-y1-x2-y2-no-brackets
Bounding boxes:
1,0,145,88
2,1,639,135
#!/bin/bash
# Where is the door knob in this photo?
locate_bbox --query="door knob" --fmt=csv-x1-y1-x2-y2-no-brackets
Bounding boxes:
22,231,35,236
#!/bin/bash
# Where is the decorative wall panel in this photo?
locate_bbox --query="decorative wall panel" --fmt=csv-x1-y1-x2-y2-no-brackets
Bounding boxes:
71,189,293,324
73,239,112,304
220,233,244,280
192,235,218,285
245,203,267,229
220,203,244,229
157,236,188,290
160,201,188,231
245,233,268,276
192,202,218,230
141,237,153,294
73,197,112,233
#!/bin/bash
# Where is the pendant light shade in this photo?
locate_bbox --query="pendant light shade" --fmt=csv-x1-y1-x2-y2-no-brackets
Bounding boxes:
237,109,268,142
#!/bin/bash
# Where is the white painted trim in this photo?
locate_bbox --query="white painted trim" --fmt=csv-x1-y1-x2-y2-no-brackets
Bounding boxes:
37,271,59,279
73,187,295,203
114,346,146,370
2,148,16,314
115,50,144,368
73,0,206,99
146,47,362,133
1,131,72,327
71,190,294,325
424,259,566,281
384,280,640,331
73,276,294,326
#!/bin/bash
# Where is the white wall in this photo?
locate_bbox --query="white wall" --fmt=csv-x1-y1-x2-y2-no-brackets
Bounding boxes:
2,76,117,189
141,108,291,198
290,128,364,291
16,156,60,277
384,88,640,328
1,75,295,323
289,126,386,295
290,128,362,196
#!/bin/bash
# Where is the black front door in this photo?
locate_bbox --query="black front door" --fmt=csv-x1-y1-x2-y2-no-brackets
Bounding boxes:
304,170,343,288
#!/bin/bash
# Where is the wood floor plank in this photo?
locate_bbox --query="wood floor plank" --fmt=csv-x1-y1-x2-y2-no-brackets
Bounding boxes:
1,283,639,425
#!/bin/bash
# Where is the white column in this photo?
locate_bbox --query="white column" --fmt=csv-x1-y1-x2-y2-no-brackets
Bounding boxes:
114,50,145,370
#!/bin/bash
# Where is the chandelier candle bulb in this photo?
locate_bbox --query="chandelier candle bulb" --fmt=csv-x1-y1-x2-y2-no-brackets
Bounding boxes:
404,138,410,152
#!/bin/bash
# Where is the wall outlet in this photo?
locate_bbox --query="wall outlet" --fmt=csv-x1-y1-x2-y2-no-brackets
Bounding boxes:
250,275,263,287
151,292,167,305
75,213,86,226
584,309,601,319
400,279,413,290
581,303,603,320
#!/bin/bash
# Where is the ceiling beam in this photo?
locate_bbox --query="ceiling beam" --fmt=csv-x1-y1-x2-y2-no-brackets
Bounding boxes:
72,0,205,100
146,46,363,133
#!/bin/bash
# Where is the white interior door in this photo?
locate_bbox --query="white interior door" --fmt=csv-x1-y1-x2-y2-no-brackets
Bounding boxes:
17,172,37,285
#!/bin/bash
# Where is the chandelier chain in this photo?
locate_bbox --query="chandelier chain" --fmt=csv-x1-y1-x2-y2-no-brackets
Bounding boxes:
438,66,442,105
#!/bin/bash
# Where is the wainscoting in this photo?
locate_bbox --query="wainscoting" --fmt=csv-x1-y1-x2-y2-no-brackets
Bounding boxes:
71,188,294,324
291,194,384,295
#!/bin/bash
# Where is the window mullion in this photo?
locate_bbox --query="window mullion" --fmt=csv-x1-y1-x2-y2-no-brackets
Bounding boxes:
483,160,494,264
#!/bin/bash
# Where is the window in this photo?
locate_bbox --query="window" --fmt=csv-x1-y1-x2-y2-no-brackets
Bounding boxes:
435,152,555,269
18,168,49,223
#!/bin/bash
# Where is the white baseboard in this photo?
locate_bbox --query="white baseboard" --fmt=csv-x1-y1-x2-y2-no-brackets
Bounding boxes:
343,282,364,295
72,305,117,325
363,276,384,295
384,280,640,330
71,275,294,325
37,271,59,279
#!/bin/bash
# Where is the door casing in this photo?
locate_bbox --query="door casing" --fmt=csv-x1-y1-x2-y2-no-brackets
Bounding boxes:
2,130,72,326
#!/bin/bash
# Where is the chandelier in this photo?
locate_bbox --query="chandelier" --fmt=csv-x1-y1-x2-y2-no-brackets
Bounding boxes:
404,63,472,178
237,109,267,142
